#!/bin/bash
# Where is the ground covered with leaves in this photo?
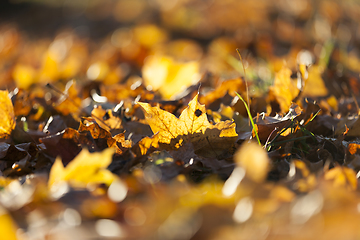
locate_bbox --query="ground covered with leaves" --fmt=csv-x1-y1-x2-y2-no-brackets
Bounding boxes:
2,0,360,239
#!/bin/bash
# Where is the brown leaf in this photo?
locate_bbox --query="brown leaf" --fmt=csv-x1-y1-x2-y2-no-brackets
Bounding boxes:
91,105,122,132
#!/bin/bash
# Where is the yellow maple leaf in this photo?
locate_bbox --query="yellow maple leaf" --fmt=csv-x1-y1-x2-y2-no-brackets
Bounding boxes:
0,90,15,139
48,148,117,189
138,94,237,153
142,55,200,99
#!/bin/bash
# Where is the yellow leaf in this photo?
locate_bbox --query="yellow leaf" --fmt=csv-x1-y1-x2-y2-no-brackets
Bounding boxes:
302,65,328,98
48,148,117,189
136,134,160,155
142,55,200,99
269,67,299,113
138,94,237,152
0,90,15,139
234,141,270,183
133,24,168,48
12,64,36,89
324,166,358,190
0,207,19,240
138,102,186,144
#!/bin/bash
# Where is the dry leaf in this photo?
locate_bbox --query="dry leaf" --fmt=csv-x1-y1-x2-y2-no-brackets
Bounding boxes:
302,65,328,98
142,55,200,99
234,141,270,183
0,207,19,240
348,143,360,155
0,90,15,139
91,105,122,131
48,148,117,189
199,78,245,106
133,133,160,156
138,94,237,154
324,166,358,190
269,67,300,113
54,81,82,118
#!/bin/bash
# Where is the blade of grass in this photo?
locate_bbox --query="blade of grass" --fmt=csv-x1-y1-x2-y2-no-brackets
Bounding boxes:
235,92,261,146
235,49,261,146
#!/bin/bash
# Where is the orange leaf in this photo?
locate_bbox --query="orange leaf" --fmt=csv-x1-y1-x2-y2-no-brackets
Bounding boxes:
348,143,360,155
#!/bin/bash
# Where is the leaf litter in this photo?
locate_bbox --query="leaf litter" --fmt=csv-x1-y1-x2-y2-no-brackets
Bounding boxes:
2,1,360,239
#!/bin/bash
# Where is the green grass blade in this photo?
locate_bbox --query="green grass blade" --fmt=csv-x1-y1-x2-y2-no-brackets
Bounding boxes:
235,92,261,146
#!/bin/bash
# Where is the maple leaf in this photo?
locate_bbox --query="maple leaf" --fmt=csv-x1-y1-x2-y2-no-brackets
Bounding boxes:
48,148,117,189
0,90,16,139
138,94,237,154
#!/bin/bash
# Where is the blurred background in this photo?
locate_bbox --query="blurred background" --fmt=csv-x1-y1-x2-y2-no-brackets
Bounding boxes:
1,0,360,102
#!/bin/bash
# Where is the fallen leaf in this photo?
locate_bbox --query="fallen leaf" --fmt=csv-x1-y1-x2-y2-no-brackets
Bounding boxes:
234,141,270,183
133,133,160,156
302,65,328,98
54,81,82,119
91,105,122,132
0,207,19,240
199,78,245,106
142,54,200,99
0,90,16,139
324,165,357,190
48,148,117,189
138,94,237,155
269,67,300,113
111,132,132,155
348,143,360,155
78,117,116,150
12,64,36,89
254,104,302,142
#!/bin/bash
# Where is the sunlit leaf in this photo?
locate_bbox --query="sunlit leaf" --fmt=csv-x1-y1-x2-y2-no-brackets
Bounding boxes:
302,65,328,97
0,207,19,240
138,94,237,153
48,148,117,189
269,67,299,113
324,166,357,190
0,90,15,139
234,141,270,183
142,55,200,99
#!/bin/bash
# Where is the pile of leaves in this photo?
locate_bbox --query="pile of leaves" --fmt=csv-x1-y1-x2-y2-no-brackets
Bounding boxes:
3,0,360,239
